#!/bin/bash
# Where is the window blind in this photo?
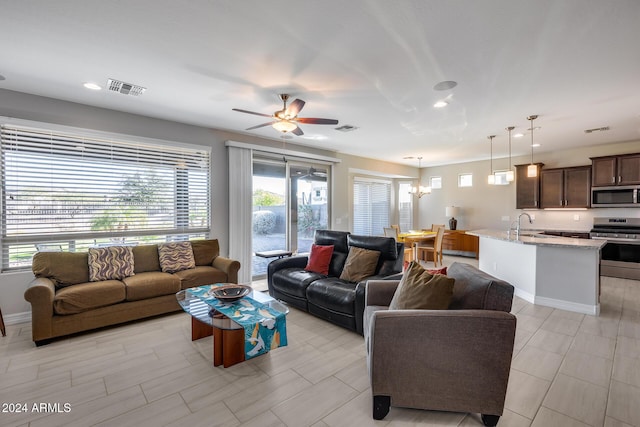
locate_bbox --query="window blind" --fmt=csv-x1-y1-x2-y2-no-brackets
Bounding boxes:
1,124,211,271
353,177,391,236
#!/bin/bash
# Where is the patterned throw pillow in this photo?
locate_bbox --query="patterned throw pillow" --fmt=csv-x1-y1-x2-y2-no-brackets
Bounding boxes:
88,246,135,282
158,242,196,273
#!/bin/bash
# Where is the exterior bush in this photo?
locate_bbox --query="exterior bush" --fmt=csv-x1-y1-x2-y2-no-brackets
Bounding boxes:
253,210,276,234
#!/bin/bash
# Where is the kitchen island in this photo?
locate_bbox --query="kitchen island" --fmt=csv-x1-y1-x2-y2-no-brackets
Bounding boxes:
468,229,606,315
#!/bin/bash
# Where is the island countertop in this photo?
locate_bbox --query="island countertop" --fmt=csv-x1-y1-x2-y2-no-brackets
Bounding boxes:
468,229,606,250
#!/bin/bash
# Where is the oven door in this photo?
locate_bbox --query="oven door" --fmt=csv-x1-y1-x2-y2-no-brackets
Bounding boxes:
600,239,640,280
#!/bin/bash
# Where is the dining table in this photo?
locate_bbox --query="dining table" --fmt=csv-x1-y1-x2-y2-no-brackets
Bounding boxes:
397,230,437,262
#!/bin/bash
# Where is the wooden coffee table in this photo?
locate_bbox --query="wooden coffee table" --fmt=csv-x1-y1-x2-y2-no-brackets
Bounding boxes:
176,286,288,367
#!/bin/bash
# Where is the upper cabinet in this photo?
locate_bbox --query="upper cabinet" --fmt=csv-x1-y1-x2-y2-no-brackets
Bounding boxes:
540,166,591,208
516,163,543,209
591,153,640,187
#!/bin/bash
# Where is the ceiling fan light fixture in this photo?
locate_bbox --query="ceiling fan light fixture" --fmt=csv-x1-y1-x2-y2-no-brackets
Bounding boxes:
272,120,297,133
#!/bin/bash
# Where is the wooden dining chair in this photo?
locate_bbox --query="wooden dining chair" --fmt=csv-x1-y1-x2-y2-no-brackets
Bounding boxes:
417,226,445,267
390,224,401,234
384,227,412,264
383,227,398,239
431,224,445,231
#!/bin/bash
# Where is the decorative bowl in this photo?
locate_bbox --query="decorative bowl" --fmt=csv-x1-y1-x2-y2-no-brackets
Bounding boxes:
208,284,252,302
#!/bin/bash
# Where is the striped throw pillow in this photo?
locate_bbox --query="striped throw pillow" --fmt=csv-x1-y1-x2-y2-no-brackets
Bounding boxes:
88,246,135,282
158,242,196,273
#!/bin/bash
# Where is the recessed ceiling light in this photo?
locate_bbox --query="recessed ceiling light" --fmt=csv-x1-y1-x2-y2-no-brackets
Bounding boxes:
433,81,458,91
83,82,102,90
531,143,541,148
513,133,524,138
433,100,448,108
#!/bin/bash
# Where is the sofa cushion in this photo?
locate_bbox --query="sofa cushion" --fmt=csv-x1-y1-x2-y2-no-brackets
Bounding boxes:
158,242,196,273
122,272,181,301
174,266,228,289
88,246,135,282
339,246,380,283
53,280,126,315
32,251,89,288
305,244,334,275
133,244,162,273
306,278,358,315
272,268,326,298
389,261,454,310
191,239,220,266
347,235,398,275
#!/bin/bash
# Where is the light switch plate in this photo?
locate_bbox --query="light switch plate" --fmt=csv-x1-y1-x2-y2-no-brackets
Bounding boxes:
574,214,580,221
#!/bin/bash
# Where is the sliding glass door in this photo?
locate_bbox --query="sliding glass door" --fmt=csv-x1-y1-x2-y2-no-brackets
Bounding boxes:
252,156,329,279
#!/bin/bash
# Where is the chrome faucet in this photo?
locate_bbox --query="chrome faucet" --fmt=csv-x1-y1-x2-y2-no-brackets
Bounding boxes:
515,212,533,236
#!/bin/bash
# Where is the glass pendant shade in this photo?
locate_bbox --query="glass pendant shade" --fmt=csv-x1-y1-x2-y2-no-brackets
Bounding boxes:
506,126,515,182
527,163,538,177
487,135,495,185
272,120,297,133
487,174,495,185
506,170,515,182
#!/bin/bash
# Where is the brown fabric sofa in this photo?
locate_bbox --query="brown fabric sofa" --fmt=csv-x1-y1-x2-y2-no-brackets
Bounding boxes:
24,239,240,345
364,262,516,426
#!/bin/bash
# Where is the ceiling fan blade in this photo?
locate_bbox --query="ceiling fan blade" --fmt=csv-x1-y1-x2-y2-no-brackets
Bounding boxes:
286,99,306,117
292,126,304,136
296,118,339,125
232,108,273,118
246,121,275,130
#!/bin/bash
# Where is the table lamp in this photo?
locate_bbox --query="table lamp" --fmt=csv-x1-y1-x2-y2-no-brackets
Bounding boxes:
446,206,459,230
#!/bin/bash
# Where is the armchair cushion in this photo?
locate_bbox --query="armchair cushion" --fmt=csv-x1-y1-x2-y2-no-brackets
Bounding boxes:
305,244,334,275
388,261,454,310
339,246,380,283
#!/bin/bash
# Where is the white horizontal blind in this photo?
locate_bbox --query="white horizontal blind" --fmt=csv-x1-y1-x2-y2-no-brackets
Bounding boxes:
353,177,390,236
1,124,211,270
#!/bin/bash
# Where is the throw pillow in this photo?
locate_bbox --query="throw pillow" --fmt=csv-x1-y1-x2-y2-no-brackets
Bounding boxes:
389,261,454,310
339,246,380,283
427,266,447,275
158,241,196,273
305,244,334,275
88,246,135,282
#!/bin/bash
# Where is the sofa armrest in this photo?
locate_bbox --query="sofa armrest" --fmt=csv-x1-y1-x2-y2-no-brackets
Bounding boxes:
24,277,56,343
364,280,400,307
212,256,241,284
368,309,516,414
267,255,309,288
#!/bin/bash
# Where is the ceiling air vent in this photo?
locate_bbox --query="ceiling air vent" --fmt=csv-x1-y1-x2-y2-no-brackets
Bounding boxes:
335,125,359,132
107,78,147,96
584,126,610,134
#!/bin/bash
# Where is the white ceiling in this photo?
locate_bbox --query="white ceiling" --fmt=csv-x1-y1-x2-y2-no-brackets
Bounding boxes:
2,0,640,166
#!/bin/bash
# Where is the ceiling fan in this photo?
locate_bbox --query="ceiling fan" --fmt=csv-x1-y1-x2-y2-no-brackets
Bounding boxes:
232,94,338,136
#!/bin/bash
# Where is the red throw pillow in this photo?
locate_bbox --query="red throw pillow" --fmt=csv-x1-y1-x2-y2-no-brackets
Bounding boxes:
427,266,447,275
305,244,334,275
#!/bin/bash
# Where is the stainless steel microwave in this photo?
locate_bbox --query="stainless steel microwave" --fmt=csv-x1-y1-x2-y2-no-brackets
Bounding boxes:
592,185,640,207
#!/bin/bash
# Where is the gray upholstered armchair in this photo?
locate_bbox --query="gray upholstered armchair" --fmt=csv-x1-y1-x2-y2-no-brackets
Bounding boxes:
364,262,516,426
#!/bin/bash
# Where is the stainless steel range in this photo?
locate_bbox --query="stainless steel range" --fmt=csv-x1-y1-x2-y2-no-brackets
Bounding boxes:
591,217,640,280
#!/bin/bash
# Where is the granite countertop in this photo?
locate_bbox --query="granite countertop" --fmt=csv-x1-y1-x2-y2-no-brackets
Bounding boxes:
468,229,606,250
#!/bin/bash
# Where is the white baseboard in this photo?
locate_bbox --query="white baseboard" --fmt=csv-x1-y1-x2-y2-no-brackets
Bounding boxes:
3,311,31,325
534,296,600,316
513,289,599,315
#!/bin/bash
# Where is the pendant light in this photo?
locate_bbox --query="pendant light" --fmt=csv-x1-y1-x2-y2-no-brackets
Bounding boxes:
505,126,515,182
409,156,431,198
527,115,538,178
487,135,496,185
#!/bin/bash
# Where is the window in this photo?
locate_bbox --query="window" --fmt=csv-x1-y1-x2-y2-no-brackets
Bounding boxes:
458,173,473,187
1,124,211,270
353,177,390,235
430,176,442,189
398,182,412,232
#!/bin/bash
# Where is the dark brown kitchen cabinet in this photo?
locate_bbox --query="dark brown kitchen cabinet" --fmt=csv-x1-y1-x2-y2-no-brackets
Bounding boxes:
591,153,640,187
516,163,543,209
541,166,591,208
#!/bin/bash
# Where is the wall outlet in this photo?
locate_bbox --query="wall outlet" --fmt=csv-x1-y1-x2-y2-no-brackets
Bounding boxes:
501,215,510,221
574,214,580,221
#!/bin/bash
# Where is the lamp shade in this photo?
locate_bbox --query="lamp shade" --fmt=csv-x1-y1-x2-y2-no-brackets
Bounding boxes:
445,206,459,217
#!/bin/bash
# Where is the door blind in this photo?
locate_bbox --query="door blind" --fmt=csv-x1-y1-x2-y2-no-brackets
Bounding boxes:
353,177,391,236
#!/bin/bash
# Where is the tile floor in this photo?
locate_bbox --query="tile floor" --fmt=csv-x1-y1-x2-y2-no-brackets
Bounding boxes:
1,256,640,426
